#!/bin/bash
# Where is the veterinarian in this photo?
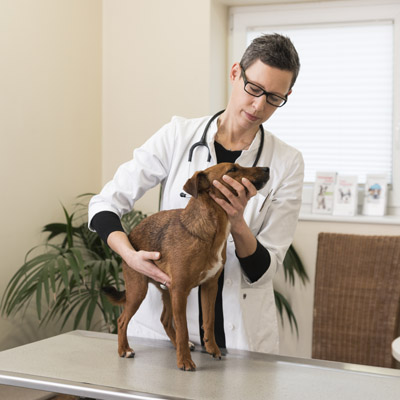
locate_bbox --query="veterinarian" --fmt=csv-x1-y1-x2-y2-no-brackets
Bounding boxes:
89,33,304,354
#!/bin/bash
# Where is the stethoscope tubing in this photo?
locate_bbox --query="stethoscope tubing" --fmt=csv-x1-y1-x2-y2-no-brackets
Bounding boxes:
187,110,224,163
187,110,264,168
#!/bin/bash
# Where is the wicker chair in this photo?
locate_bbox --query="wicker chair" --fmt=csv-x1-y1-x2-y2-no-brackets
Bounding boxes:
312,233,400,368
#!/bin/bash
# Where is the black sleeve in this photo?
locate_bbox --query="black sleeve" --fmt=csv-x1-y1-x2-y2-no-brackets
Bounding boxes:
90,211,125,245
237,240,271,283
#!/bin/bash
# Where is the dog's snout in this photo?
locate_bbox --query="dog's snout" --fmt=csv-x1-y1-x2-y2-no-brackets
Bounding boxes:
251,166,270,191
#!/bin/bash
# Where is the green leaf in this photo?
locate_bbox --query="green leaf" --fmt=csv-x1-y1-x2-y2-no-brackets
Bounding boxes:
62,205,75,249
71,248,85,268
56,256,70,295
274,290,299,336
73,297,91,330
283,245,309,286
48,259,57,294
66,252,81,286
36,276,42,320
91,262,100,290
41,265,50,305
4,263,46,316
43,223,68,241
86,296,98,330
55,289,89,329
121,209,147,233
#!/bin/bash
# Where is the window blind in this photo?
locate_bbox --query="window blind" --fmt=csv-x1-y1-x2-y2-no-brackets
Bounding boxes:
249,22,394,184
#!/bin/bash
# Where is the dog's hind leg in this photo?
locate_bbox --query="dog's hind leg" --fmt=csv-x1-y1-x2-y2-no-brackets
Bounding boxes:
200,275,222,360
117,310,136,358
118,269,148,359
170,290,196,371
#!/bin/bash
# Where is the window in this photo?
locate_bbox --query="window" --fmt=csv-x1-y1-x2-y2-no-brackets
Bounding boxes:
248,23,393,184
230,1,400,214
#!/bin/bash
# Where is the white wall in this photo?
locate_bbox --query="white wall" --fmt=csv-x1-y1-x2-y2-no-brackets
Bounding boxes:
0,0,102,350
102,0,227,213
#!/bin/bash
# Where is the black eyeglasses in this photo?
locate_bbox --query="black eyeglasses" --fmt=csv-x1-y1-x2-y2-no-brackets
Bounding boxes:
240,64,287,108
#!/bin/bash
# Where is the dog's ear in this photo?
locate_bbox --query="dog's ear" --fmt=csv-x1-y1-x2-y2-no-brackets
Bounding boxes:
183,171,210,198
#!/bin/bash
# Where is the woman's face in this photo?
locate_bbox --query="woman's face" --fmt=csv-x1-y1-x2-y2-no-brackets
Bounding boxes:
228,59,293,132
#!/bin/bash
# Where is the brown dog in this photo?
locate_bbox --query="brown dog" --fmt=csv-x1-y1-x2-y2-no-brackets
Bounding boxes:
103,162,270,371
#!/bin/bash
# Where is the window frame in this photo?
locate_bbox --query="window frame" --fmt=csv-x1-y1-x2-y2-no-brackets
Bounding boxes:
229,0,400,215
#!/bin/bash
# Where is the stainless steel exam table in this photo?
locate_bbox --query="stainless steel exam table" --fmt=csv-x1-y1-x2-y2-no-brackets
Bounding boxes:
0,330,399,400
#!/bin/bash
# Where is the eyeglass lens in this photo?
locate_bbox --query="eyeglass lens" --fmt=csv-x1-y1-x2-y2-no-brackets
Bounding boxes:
241,67,286,107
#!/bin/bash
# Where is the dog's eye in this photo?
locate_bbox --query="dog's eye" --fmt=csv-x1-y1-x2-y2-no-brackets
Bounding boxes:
227,166,237,173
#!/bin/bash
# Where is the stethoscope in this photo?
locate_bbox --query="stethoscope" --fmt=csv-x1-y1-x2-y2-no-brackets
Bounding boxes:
187,110,265,167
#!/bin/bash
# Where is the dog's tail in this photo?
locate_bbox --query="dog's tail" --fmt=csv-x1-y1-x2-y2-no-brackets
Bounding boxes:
102,286,126,305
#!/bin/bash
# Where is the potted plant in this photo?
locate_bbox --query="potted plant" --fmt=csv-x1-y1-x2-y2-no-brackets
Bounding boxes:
1,194,146,333
1,194,308,335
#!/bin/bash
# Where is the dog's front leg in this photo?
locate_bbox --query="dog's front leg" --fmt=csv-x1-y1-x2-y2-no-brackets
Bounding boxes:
171,290,196,371
200,275,222,360
160,289,176,348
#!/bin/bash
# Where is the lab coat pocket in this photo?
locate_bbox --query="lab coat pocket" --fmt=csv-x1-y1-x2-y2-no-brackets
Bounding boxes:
240,282,279,353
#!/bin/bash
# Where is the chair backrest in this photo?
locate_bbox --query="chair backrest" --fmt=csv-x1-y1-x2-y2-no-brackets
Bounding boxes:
312,233,400,368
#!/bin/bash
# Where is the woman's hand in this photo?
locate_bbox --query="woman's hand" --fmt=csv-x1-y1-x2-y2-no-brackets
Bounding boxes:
210,175,257,227
125,249,171,286
210,175,258,258
107,231,171,287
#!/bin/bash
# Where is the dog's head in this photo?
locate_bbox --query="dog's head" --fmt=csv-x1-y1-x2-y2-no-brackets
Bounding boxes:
183,163,270,199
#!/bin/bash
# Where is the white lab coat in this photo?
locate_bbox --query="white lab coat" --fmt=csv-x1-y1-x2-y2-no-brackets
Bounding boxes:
89,115,304,354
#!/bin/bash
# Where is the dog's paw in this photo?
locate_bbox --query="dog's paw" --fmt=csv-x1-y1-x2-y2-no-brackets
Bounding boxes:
205,343,221,360
125,350,135,358
212,352,222,360
188,341,195,351
203,340,222,359
119,349,135,358
178,358,196,371
208,349,222,360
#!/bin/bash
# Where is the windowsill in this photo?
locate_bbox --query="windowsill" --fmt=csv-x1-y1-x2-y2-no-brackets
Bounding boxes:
299,212,400,225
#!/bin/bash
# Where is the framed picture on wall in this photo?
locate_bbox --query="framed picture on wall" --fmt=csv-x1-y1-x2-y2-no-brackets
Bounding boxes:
312,172,337,214
362,174,388,216
333,175,358,216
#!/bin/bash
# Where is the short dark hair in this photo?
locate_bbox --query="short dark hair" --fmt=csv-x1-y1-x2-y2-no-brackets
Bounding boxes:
240,33,300,89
